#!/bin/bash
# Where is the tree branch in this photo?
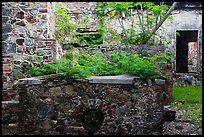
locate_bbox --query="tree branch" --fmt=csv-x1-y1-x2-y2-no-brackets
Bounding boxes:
151,2,178,34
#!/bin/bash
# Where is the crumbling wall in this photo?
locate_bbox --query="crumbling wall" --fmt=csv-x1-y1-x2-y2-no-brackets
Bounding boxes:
2,2,62,83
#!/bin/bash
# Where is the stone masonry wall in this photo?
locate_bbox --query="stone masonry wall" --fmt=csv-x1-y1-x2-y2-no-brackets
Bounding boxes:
2,2,62,83
2,75,168,135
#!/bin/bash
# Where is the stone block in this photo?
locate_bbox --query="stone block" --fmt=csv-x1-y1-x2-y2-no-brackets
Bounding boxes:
15,11,24,19
3,64,13,73
49,87,63,96
2,16,9,24
85,74,139,84
39,8,47,13
15,20,26,26
14,26,27,34
16,39,24,45
7,43,17,53
64,85,76,96
2,34,8,41
155,79,166,85
36,21,47,29
117,91,129,102
14,78,42,85
2,8,11,16
2,24,13,33
2,42,8,53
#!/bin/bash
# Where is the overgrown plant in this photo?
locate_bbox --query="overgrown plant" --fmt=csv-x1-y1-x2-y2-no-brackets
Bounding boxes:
22,50,171,80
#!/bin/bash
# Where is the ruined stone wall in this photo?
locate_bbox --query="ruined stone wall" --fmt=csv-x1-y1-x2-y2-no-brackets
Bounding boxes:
2,75,168,135
2,2,62,83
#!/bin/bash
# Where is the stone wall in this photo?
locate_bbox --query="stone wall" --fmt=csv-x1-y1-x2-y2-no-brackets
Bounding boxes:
2,75,169,135
2,2,62,83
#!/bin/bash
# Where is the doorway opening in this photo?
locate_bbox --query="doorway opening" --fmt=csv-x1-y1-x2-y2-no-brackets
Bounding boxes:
176,30,198,73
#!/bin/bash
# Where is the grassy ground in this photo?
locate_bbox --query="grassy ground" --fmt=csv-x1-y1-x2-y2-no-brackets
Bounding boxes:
169,85,202,124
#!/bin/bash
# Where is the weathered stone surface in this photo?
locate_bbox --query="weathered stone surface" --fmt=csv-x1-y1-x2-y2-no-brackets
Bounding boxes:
163,121,202,135
2,34,9,41
2,100,19,104
14,78,42,85
2,24,13,33
15,20,26,26
15,11,24,19
7,43,17,53
2,8,12,15
64,85,77,96
30,9,38,15
2,42,8,53
155,79,166,85
86,74,140,84
24,38,34,46
2,16,9,24
16,39,24,45
49,87,63,96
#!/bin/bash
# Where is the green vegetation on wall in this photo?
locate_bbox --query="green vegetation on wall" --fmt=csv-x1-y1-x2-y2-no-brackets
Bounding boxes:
55,3,103,45
19,50,171,80
54,3,79,44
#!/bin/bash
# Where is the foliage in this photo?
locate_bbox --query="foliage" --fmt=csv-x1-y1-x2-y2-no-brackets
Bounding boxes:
76,33,103,45
96,2,174,45
54,2,175,45
22,50,170,80
169,85,202,124
54,3,80,44
55,3,103,46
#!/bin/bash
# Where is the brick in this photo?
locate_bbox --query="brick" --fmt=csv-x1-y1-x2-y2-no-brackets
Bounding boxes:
3,64,13,73
3,70,13,74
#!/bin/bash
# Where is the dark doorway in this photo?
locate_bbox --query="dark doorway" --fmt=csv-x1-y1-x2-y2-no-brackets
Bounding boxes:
176,30,198,73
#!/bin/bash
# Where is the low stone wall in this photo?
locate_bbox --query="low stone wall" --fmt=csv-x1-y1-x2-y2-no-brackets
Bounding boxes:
173,73,202,86
4,74,169,135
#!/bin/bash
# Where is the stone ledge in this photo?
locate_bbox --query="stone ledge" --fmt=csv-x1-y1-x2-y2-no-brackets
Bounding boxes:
2,100,19,104
85,74,140,84
14,77,42,85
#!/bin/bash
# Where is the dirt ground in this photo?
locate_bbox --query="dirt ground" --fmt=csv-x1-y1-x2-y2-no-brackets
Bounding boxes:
162,108,202,135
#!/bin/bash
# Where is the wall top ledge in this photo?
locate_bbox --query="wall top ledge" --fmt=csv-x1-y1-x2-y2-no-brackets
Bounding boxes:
14,77,42,85
85,74,140,84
